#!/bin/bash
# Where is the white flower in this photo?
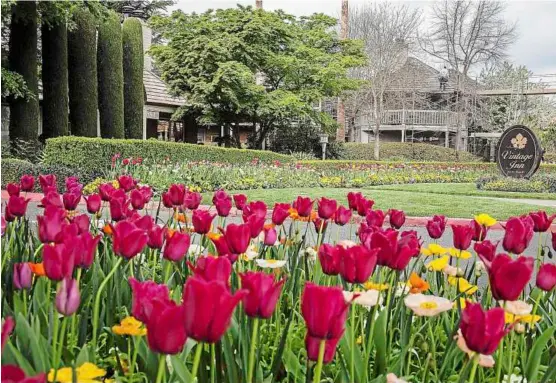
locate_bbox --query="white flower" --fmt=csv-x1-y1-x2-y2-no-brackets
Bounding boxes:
395,282,410,297
454,330,495,368
404,294,452,317
241,245,259,261
503,374,527,383
304,247,317,261
442,265,463,277
343,290,382,308
255,259,286,269
188,244,204,257
337,240,357,249
503,300,532,316
386,373,408,383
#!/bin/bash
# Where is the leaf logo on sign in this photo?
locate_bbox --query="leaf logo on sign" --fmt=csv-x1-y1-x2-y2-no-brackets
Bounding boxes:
511,133,527,149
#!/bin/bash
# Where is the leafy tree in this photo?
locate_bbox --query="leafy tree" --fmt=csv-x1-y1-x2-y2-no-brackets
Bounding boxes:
98,11,125,138
68,7,98,137
150,5,365,148
103,0,174,19
122,17,144,139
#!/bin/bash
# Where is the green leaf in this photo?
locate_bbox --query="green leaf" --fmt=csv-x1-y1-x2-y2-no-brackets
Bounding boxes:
525,326,556,383
283,348,304,381
15,312,47,373
373,309,388,377
75,346,90,366
170,354,193,382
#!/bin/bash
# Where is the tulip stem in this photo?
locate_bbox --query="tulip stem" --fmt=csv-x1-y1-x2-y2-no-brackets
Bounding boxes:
350,305,355,383
313,339,326,383
495,336,504,382
468,355,479,383
155,354,166,383
247,317,259,383
92,257,123,355
191,342,203,381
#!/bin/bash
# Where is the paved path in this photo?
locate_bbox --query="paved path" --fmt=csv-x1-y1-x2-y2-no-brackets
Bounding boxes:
476,196,556,208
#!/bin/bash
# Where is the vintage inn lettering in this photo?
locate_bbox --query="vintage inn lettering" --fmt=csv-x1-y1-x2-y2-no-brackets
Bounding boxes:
496,125,542,179
501,151,534,170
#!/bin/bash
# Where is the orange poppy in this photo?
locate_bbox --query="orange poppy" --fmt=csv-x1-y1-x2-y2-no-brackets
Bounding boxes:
28,262,46,277
102,224,113,236
408,272,430,294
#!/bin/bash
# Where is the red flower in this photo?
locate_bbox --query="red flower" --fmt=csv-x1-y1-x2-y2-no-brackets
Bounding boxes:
334,206,352,226
529,211,556,232
37,206,67,243
117,175,136,192
6,195,30,217
240,271,285,318
305,334,340,364
1,317,15,351
74,232,101,268
356,198,374,217
112,220,148,259
293,196,313,217
480,253,534,301
84,194,102,214
460,302,507,355
243,201,268,220
55,277,80,316
426,215,446,239
20,175,35,192
39,174,57,193
338,245,378,283
366,209,385,228
184,191,202,210
13,263,32,290
168,184,186,206
214,195,232,217
188,256,232,284
451,223,475,250
98,183,115,201
0,365,46,383
147,225,166,250
318,197,337,220
41,191,63,209
368,229,419,270
62,191,81,211
472,219,489,242
210,233,232,258
163,230,190,262
146,300,187,355
123,158,130,166
6,183,20,197
536,263,556,291
473,240,498,263
212,190,230,205
246,214,265,239
502,216,534,254
233,194,248,210
223,223,251,254
130,189,146,210
162,192,173,208
388,209,406,229
263,225,277,246
182,277,247,343
43,243,74,281
318,244,341,276
271,203,290,225
347,191,362,211
129,277,171,323
301,283,349,339
192,210,215,234
109,197,130,221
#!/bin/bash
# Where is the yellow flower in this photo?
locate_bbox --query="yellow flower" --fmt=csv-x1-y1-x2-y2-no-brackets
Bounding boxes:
356,335,363,345
448,248,472,259
474,214,497,227
364,281,389,291
505,312,541,324
112,316,146,336
447,276,478,295
454,298,468,310
426,255,450,271
421,243,447,257
48,362,106,383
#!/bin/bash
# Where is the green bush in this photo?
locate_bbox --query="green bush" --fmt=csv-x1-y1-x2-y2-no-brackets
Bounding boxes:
1,159,36,189
341,142,482,162
122,17,144,139
543,152,556,164
477,174,556,194
43,136,294,173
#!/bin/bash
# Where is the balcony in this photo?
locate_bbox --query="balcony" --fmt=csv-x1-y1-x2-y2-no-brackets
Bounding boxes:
356,109,460,132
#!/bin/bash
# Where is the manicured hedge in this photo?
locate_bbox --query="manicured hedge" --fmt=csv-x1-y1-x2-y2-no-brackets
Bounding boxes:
341,142,482,162
42,136,294,172
122,18,144,139
477,174,556,194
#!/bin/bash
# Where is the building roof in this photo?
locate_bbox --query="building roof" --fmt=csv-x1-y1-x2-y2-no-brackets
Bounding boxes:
143,70,185,107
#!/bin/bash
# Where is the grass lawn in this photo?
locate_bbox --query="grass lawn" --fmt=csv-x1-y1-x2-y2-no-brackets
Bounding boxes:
369,183,556,200
205,185,555,219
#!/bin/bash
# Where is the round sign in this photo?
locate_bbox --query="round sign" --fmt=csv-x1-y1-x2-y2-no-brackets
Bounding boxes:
496,125,542,179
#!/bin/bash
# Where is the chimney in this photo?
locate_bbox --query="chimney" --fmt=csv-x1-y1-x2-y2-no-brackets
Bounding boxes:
140,19,153,72
256,1,263,9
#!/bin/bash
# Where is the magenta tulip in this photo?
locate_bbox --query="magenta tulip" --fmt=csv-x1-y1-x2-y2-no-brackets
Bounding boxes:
188,256,232,284
192,210,215,234
502,216,534,254
334,206,352,226
293,196,313,217
460,302,507,355
55,278,80,316
339,245,378,284
85,194,102,214
184,191,202,209
146,300,187,355
536,263,556,291
6,183,20,197
130,189,146,210
37,206,67,243
117,175,136,192
6,195,29,217
111,221,148,259
147,225,167,249
529,211,556,232
233,194,248,210
479,253,534,301
13,263,32,290
240,271,285,318
388,209,406,229
20,175,35,192
318,197,337,220
39,174,57,193
366,209,385,228
272,203,290,225
129,277,172,323
473,240,498,263
163,230,191,262
426,215,446,239
451,222,475,250
43,243,74,281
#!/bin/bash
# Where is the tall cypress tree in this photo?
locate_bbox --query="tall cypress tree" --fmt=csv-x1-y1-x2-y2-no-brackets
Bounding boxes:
122,17,144,139
98,11,124,138
8,1,39,144
68,7,98,137
42,18,69,138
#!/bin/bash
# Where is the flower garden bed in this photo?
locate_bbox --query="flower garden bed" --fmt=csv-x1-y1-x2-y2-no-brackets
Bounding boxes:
1,172,555,383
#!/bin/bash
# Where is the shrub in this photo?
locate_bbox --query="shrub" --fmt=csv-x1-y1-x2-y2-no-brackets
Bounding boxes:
68,7,98,137
42,136,294,173
477,174,556,194
543,152,556,164
1,159,36,189
122,17,144,139
341,142,482,162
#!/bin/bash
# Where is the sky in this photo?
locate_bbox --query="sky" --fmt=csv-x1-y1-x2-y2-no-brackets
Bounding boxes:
170,0,556,78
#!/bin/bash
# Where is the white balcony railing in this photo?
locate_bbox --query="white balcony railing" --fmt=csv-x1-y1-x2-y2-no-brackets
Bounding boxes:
363,110,459,127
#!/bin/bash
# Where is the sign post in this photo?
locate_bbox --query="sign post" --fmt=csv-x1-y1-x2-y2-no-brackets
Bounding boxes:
319,134,329,160
496,125,543,179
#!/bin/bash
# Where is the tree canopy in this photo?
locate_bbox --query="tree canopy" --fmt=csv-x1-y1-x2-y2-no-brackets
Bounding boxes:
150,5,365,148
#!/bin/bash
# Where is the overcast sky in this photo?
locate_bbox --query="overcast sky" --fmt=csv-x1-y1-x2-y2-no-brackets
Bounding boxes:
171,0,556,77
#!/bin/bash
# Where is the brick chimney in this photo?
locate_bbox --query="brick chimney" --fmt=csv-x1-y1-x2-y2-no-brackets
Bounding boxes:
256,1,263,9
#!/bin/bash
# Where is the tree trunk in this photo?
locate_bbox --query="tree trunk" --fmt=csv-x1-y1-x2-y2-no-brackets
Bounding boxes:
373,122,380,160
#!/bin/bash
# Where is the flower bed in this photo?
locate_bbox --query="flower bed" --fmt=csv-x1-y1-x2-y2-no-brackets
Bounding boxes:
477,174,556,194
2,173,555,383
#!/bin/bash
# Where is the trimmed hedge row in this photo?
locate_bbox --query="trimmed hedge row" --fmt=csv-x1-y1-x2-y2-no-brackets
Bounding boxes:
1,158,103,191
477,174,556,194
42,136,294,172
341,142,482,162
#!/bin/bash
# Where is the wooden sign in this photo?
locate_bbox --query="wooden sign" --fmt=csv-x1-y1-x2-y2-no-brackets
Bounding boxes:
496,125,542,179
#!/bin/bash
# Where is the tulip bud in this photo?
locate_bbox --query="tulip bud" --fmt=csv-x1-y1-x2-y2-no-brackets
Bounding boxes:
13,263,32,290
55,278,80,316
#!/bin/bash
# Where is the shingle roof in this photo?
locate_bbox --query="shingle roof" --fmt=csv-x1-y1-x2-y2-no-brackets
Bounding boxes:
143,70,185,106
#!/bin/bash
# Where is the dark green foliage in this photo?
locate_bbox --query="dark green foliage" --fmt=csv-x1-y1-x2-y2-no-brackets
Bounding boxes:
42,136,293,173
98,11,125,138
122,17,144,139
68,7,98,137
341,143,482,162
42,21,69,138
8,1,39,143
268,123,344,159
102,0,175,19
